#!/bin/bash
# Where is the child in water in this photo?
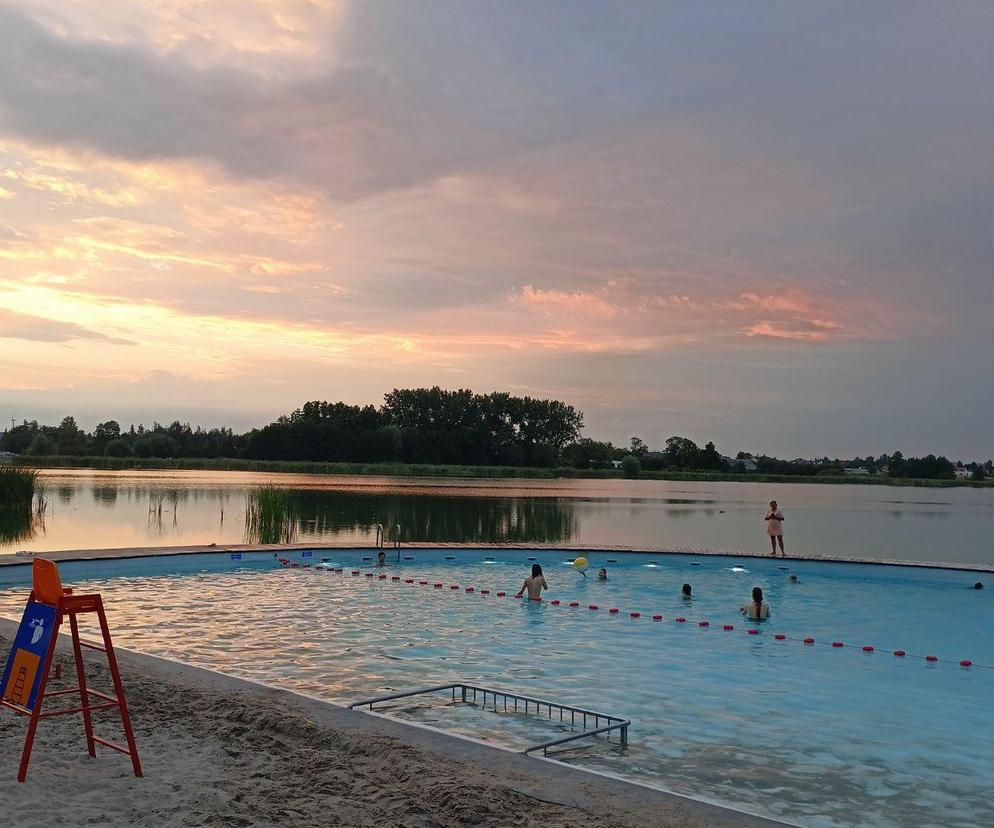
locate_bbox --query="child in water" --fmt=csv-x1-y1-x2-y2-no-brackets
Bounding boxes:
515,564,548,601
598,568,608,581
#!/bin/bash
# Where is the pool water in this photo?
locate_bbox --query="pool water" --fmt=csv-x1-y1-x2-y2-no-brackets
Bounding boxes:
1,549,991,828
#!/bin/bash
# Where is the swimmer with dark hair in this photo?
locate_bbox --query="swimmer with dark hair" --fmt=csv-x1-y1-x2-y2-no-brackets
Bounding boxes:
741,586,770,620
974,582,984,590
515,563,547,601
375,550,387,567
598,568,608,581
682,583,692,597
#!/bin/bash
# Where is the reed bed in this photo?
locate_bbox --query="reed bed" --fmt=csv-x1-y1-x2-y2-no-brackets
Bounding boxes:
0,466,40,543
0,466,37,507
244,486,301,545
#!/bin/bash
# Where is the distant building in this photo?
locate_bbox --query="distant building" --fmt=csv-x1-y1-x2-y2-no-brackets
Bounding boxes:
953,466,972,479
610,459,623,469
0,451,17,464
843,467,870,475
723,456,757,472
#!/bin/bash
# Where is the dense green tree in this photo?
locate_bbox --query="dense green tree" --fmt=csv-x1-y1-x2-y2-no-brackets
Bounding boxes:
56,416,86,455
563,438,616,469
621,455,641,479
27,433,56,456
134,432,178,458
664,436,700,468
104,439,134,457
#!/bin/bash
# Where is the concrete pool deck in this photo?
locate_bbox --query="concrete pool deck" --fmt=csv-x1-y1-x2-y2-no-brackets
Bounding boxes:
1,540,992,572
0,619,785,828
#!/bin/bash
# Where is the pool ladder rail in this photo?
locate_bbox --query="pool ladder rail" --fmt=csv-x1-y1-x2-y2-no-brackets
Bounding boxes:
348,682,630,756
373,523,402,560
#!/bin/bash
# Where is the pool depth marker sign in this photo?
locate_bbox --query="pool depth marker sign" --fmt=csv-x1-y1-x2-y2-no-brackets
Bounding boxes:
0,601,57,709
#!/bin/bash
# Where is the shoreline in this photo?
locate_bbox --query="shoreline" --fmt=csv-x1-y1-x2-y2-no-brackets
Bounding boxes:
0,618,782,827
14,456,993,488
2,541,992,574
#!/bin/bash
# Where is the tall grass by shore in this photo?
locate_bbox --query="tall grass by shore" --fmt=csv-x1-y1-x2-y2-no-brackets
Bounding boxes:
13,455,993,488
0,466,38,506
244,486,301,545
0,466,42,544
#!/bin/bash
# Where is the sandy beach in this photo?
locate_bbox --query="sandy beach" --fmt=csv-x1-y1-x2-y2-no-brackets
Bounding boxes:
0,622,778,828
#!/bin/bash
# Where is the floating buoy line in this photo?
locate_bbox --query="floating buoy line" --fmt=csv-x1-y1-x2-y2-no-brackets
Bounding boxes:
276,559,988,671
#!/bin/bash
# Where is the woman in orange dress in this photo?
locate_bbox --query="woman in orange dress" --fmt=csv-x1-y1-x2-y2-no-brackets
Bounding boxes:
765,500,785,557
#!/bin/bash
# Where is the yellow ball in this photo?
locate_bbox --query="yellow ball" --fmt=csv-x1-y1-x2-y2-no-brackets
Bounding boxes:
573,557,588,572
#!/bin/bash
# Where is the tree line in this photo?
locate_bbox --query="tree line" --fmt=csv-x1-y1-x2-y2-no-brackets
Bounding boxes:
1,389,988,479
0,387,583,468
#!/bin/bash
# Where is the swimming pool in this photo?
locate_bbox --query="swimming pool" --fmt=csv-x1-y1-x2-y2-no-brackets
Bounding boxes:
1,548,990,828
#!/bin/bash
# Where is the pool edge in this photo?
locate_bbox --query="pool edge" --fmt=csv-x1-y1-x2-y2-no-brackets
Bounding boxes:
2,542,992,574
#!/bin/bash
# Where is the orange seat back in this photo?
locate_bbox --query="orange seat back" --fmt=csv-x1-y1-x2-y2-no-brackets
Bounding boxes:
32,559,64,605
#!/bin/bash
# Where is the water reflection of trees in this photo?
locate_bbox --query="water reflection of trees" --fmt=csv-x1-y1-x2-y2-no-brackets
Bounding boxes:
244,489,577,545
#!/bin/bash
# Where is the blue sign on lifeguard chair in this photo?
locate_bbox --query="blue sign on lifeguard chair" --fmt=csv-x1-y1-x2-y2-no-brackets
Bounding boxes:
0,601,57,710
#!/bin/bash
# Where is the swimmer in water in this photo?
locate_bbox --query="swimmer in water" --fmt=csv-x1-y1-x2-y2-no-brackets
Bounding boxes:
515,563,548,601
598,568,608,581
375,551,387,567
789,574,798,583
974,581,984,590
682,583,692,598
740,586,770,620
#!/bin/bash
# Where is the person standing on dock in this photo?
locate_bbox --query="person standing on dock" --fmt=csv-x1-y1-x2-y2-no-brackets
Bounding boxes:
765,500,785,557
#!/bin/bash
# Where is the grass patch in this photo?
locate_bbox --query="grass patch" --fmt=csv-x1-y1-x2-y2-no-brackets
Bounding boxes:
244,486,301,545
0,465,41,544
0,465,38,506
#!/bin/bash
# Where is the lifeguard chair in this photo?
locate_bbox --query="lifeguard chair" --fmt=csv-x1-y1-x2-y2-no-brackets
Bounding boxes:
0,559,142,782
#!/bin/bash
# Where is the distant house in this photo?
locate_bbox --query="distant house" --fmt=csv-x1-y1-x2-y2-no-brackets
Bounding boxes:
953,466,972,479
610,459,623,469
0,451,17,464
723,455,757,472
843,467,870,475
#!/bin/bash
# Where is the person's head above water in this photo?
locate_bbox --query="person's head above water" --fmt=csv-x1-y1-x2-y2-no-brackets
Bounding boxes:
769,500,778,509
531,563,543,577
752,586,764,605
682,583,692,596
377,551,385,560
975,581,984,590
598,568,607,580
789,574,798,583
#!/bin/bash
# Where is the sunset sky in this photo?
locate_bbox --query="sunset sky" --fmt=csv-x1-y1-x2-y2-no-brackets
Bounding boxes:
1,2,992,458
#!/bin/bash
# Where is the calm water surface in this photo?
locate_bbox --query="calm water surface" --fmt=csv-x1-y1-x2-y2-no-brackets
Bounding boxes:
2,469,993,566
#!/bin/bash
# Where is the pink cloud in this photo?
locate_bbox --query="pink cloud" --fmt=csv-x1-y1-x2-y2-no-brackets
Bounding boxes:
514,285,621,319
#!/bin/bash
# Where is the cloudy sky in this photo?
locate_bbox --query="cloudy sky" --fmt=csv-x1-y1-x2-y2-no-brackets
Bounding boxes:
0,1,991,458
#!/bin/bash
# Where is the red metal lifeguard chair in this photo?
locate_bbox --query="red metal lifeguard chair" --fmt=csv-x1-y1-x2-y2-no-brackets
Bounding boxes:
0,559,142,782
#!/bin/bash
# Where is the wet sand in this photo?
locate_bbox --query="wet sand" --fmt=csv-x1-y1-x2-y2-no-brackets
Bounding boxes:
0,622,780,827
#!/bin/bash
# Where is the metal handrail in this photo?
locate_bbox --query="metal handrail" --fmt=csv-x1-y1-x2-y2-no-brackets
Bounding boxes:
348,682,630,755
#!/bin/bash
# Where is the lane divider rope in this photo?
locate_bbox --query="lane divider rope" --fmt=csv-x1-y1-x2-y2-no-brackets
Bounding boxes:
279,560,988,670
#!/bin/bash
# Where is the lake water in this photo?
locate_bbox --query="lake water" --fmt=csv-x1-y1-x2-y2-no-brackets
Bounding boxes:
2,469,993,567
